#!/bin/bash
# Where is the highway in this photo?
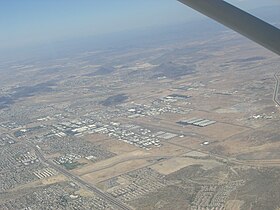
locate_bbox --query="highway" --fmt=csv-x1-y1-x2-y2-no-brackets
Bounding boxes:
30,144,132,210
273,72,280,107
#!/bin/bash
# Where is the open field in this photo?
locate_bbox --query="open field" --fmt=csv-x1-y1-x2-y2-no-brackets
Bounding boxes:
150,156,223,175
81,159,150,184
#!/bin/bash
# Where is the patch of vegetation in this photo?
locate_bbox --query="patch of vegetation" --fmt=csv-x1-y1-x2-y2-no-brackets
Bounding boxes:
85,66,115,76
0,96,14,109
62,162,86,170
100,93,128,106
130,185,193,210
150,62,195,79
0,82,56,109
236,168,280,210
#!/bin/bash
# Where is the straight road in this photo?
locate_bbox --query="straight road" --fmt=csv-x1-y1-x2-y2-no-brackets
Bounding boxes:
30,144,132,210
273,72,280,107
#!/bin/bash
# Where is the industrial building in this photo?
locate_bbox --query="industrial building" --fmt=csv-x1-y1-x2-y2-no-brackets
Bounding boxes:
177,118,216,127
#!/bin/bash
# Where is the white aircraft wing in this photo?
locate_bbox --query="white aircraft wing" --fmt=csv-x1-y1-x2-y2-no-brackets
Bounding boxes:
178,0,280,55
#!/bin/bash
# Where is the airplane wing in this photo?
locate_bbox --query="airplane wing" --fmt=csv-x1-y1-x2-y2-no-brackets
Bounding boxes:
177,0,280,56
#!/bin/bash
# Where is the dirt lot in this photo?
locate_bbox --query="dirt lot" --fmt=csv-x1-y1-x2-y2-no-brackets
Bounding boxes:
150,156,222,175
81,159,150,184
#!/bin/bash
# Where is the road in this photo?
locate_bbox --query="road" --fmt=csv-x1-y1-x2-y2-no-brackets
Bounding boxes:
273,72,280,107
30,144,132,210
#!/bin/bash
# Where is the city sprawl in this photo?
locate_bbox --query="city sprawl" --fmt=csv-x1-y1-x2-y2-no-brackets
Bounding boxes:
0,19,280,210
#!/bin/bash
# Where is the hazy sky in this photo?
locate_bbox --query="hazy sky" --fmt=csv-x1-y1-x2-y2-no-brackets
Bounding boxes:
0,0,279,49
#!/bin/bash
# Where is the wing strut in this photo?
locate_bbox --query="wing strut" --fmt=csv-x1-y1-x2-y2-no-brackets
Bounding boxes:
177,0,280,55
